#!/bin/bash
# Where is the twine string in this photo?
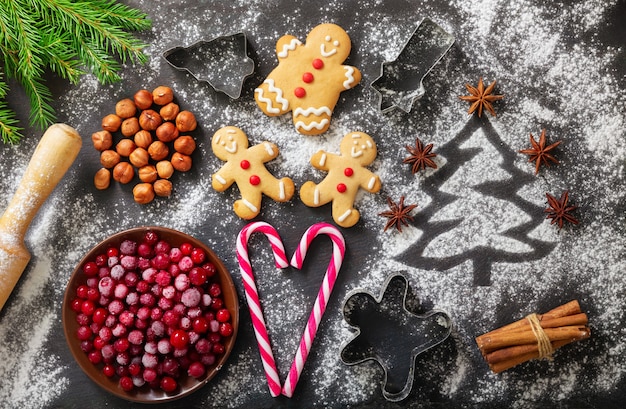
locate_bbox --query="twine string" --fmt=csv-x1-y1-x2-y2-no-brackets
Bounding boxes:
526,313,554,360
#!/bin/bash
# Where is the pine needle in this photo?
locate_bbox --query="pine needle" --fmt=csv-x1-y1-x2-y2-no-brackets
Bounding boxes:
0,0,151,144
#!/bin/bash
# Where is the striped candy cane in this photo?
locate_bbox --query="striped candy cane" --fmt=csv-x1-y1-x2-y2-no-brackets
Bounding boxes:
236,221,289,397
281,222,346,397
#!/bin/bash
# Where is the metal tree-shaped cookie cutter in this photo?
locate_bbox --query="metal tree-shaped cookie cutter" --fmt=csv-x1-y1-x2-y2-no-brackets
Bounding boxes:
371,18,455,114
340,273,452,402
162,33,255,99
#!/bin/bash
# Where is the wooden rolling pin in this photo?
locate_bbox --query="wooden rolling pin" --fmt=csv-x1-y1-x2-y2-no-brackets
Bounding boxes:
0,124,82,312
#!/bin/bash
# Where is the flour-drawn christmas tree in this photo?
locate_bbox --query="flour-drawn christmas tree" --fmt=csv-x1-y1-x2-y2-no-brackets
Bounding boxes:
397,117,555,285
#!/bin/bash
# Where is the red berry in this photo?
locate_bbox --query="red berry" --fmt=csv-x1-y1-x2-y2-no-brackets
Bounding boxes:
83,261,99,277
70,298,82,312
76,285,89,299
95,254,107,267
208,283,221,298
106,247,119,258
187,362,205,378
180,242,193,255
192,317,209,334
160,376,178,393
76,325,93,341
103,364,116,377
216,308,230,323
114,337,130,352
202,262,216,278
219,322,234,337
144,231,159,245
210,297,223,311
212,342,225,355
190,248,206,265
92,307,107,325
120,376,134,391
128,362,141,376
81,300,96,315
188,267,207,286
88,350,102,364
170,329,189,349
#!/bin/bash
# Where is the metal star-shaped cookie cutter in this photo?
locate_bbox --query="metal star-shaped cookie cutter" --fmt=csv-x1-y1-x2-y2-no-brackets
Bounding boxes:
371,18,455,114
162,32,255,99
340,273,452,402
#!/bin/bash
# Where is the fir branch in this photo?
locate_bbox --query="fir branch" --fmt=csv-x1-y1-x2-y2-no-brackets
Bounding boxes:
0,0,151,143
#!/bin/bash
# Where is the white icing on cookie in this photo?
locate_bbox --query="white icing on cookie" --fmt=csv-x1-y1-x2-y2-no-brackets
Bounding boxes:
295,119,329,131
343,66,356,89
255,79,289,114
337,209,352,222
242,199,258,213
224,141,237,153
279,181,285,200
277,38,302,58
263,142,274,156
319,153,327,167
367,176,376,190
351,133,361,139
320,44,337,57
293,106,332,117
215,174,227,185
351,146,363,158
314,187,320,205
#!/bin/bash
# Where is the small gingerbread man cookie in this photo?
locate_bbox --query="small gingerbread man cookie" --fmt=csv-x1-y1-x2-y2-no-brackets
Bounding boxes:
254,23,362,135
211,126,295,219
300,131,381,227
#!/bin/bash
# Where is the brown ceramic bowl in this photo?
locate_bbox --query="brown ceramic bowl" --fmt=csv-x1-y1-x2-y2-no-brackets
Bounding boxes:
62,226,239,403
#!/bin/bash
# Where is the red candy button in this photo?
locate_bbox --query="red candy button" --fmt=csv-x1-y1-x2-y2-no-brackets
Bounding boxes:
294,87,306,98
344,167,354,177
240,160,250,169
302,72,314,83
312,59,324,69
336,183,347,193
249,175,260,185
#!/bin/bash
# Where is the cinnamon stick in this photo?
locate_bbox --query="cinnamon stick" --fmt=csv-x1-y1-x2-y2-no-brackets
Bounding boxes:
478,325,590,353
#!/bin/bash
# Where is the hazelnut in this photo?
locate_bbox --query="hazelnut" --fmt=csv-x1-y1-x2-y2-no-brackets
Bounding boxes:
116,138,137,157
113,161,134,184
100,149,121,168
129,147,149,168
134,130,153,149
154,179,173,197
160,102,180,121
156,160,174,179
134,89,153,110
155,122,179,143
121,117,140,137
139,109,163,131
138,165,158,183
94,168,111,190
148,141,169,161
133,183,155,204
102,114,122,132
92,130,112,151
174,135,196,155
175,111,197,132
115,98,137,118
171,152,192,172
152,86,174,106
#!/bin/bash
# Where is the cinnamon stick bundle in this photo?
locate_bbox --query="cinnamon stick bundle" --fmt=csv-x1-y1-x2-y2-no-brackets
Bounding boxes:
475,300,591,373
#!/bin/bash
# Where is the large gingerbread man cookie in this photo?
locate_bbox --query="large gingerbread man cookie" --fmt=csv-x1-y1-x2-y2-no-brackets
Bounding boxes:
254,23,362,135
211,126,295,219
300,131,381,228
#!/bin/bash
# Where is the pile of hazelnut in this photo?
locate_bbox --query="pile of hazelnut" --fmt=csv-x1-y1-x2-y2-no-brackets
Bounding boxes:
92,86,198,204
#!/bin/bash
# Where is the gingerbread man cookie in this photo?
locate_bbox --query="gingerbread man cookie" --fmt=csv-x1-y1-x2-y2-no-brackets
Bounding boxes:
254,23,362,135
300,131,381,228
211,126,295,219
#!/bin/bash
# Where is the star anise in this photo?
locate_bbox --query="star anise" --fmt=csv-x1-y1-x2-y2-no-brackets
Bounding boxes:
379,196,418,232
403,137,438,173
545,190,579,228
519,129,562,174
459,77,504,117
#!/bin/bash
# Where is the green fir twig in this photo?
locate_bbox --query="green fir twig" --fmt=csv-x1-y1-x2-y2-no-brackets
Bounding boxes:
0,0,151,144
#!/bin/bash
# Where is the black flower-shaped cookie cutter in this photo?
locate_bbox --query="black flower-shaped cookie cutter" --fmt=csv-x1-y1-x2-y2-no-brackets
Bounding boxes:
163,32,255,99
340,273,452,402
371,18,455,114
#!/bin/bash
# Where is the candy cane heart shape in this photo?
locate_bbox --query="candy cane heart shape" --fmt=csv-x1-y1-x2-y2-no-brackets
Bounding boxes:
236,221,289,397
282,222,346,398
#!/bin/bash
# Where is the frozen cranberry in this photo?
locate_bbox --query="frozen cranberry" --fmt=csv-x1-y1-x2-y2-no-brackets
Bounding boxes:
77,325,93,341
110,265,125,280
128,362,142,377
151,253,170,270
114,283,129,299
170,329,189,349
157,338,172,355
202,262,217,278
95,254,108,267
140,293,156,306
137,242,153,258
86,287,100,301
155,270,171,286
103,363,115,377
169,247,183,263
188,267,207,286
174,274,190,291
162,310,179,327
106,246,119,258
180,242,193,255
93,336,106,350
178,256,193,272
101,344,115,361
190,248,206,265
168,263,180,277
120,239,137,255
83,261,99,277
99,326,113,342
120,376,134,391
108,299,124,315
124,271,139,287
208,283,221,298
80,340,93,353
192,317,209,334
98,277,115,297
213,343,225,355
81,300,96,316
119,310,134,326
142,353,158,369
144,231,159,245
120,255,138,270
142,267,157,282
181,288,201,307
112,323,128,338
114,337,130,353
136,280,150,293
160,376,177,393
201,354,216,366
143,367,157,382
158,296,174,310
216,308,230,323
154,240,171,254
162,357,180,376
137,257,151,270
194,338,211,354
219,322,234,337
128,329,144,345
70,298,83,313
151,321,166,337
187,361,205,378
98,267,111,278
92,307,107,324
107,256,119,267
210,297,224,311
126,292,139,306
